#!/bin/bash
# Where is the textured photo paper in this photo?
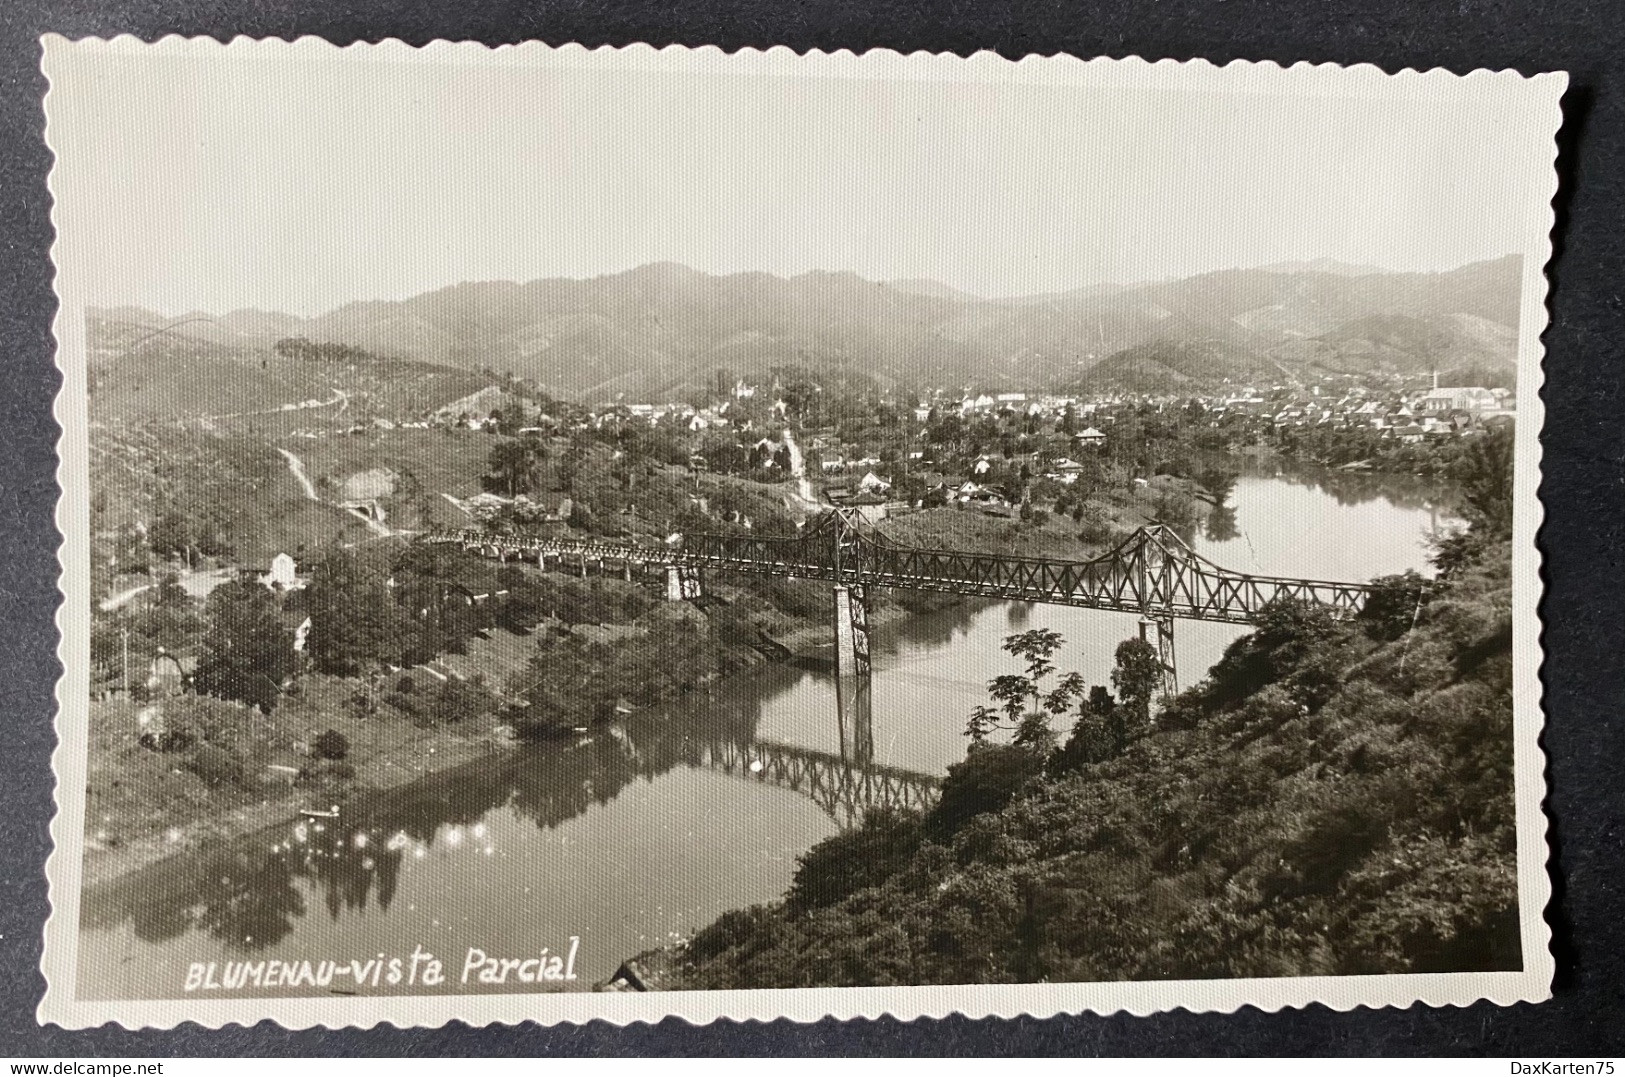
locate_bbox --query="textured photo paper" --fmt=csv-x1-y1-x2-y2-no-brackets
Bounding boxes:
39,37,1562,1028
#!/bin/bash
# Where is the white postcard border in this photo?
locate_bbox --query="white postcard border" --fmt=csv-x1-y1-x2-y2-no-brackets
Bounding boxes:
36,35,1564,1029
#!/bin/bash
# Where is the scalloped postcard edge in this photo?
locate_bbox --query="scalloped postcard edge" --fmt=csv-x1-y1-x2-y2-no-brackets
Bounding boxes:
35,34,1565,1031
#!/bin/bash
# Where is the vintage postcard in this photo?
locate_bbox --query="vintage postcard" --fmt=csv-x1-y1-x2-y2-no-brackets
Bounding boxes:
39,37,1563,1028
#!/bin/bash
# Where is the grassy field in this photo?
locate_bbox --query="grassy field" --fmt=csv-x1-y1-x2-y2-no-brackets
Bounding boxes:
284,426,498,532
90,424,378,570
89,317,491,427
80,675,508,886
879,475,1200,562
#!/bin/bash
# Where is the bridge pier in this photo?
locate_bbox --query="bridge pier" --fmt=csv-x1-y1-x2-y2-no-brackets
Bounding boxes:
835,672,874,766
832,584,874,765
666,565,703,601
1138,614,1179,695
832,584,872,680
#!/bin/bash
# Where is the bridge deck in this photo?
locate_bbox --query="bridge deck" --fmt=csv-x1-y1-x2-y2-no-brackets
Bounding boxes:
428,510,1375,625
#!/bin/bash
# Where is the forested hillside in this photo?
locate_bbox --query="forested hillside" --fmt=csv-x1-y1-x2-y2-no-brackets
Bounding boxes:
674,526,1519,986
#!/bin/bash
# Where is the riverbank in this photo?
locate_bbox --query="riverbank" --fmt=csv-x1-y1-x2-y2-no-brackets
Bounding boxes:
664,535,1519,988
77,472,1201,891
81,685,511,889
79,582,971,890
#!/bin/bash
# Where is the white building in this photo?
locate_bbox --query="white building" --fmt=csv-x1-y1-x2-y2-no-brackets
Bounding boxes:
1414,386,1499,414
260,552,304,591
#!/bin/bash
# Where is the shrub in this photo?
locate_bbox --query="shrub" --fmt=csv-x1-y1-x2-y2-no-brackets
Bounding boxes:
432,675,494,724
685,905,776,964
1359,571,1430,641
140,715,196,753
1076,513,1118,547
311,729,350,761
186,743,246,787
926,744,1044,839
786,809,924,912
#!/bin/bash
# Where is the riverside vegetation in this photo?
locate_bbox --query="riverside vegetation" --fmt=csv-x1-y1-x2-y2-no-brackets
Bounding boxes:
671,431,1518,985
84,318,1507,912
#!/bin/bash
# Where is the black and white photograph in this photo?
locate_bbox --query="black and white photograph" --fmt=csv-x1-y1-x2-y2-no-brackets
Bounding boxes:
37,38,1561,1028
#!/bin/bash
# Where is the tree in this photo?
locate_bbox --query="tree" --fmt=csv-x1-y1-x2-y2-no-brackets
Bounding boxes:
193,579,298,713
927,744,1045,838
1450,426,1515,536
1111,637,1163,736
147,511,196,567
1004,627,1061,711
487,437,545,497
567,500,596,532
988,674,1031,730
1044,670,1088,719
432,675,493,724
304,547,407,676
1051,685,1122,772
113,527,150,575
312,729,350,760
1205,599,1339,708
1359,570,1431,641
785,808,923,911
1012,711,1058,753
965,704,1000,749
1197,464,1239,505
154,572,191,608
969,629,1078,752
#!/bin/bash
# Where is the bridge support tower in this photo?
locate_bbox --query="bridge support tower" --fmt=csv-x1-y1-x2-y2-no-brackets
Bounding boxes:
666,565,704,601
1138,614,1179,695
832,585,874,765
832,584,872,680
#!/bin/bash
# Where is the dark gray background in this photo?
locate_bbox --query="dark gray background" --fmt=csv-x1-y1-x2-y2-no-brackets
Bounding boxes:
1,0,1619,1056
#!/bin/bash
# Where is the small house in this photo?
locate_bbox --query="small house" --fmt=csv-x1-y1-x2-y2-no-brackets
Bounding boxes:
857,471,892,495
260,552,305,591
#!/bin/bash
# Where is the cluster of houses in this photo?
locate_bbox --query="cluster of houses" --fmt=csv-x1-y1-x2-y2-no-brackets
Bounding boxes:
1195,379,1515,443
809,375,1514,522
821,469,898,522
591,393,789,435
920,379,1514,440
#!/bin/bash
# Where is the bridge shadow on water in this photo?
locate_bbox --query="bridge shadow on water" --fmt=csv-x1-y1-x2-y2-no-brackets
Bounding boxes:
78,662,941,960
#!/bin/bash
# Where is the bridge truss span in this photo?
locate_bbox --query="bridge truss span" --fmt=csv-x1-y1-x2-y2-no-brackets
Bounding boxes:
427,510,1376,627
696,738,940,831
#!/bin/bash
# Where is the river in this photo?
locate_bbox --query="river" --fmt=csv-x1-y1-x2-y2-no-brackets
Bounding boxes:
75,469,1459,1000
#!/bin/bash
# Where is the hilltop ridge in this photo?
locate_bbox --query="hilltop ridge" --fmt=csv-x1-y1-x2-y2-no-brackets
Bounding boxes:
93,255,1521,400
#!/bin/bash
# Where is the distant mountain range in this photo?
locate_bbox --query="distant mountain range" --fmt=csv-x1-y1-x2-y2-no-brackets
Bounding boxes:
91,255,1521,400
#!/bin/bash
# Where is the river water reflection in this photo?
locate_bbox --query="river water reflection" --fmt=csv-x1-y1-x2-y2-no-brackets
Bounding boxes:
76,470,1459,999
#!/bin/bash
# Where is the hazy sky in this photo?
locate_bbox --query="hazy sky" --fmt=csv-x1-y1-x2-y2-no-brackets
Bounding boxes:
47,46,1554,317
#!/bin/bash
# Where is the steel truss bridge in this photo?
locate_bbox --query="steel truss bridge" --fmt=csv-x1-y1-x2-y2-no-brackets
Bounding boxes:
428,509,1374,623
688,737,939,831
427,509,1377,691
